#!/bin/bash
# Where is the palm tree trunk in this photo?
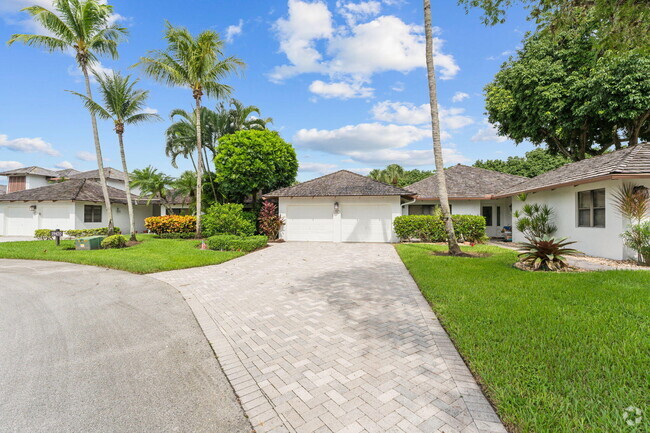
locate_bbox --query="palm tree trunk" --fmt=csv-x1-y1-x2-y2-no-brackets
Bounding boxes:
424,0,462,255
203,146,219,202
117,130,137,241
194,95,203,238
82,63,114,235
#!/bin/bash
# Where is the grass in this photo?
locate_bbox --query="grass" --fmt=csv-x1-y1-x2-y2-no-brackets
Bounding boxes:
395,243,650,433
0,235,244,273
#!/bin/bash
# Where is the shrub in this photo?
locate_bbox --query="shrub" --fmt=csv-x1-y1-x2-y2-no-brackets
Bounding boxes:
101,234,127,249
202,203,255,237
157,232,196,239
258,201,284,240
65,227,121,238
518,236,580,271
393,215,486,243
34,229,53,240
206,235,268,252
513,203,557,240
621,221,650,264
144,215,196,235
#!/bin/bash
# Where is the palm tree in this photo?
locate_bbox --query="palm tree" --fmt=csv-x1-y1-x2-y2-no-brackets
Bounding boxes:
131,166,174,206
172,170,198,212
136,22,244,237
423,0,462,255
8,0,127,236
69,72,161,241
224,99,273,132
383,164,405,186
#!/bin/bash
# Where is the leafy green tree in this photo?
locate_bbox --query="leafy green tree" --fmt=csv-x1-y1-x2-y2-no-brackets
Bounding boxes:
8,0,127,235
474,148,570,177
70,72,161,240
215,130,298,203
484,20,650,161
131,166,174,206
400,169,435,187
368,165,434,187
136,22,244,237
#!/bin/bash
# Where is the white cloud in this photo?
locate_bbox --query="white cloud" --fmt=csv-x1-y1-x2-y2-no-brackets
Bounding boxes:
452,91,469,102
55,160,74,169
76,151,96,161
472,119,508,143
345,147,468,166
370,101,474,130
391,81,405,92
0,134,60,156
0,161,24,170
225,19,244,43
337,1,381,25
309,79,374,99
142,106,158,114
299,162,338,175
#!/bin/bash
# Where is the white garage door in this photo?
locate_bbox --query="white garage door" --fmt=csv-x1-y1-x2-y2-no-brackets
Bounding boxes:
40,205,71,230
341,204,393,242
4,206,36,236
285,205,334,241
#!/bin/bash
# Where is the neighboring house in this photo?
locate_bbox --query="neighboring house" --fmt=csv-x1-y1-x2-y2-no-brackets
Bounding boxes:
69,167,140,194
405,164,527,237
55,168,81,178
0,185,6,196
264,170,414,242
0,166,59,193
498,142,650,260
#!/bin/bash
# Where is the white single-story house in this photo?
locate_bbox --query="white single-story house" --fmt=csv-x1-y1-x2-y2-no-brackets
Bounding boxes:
0,167,188,236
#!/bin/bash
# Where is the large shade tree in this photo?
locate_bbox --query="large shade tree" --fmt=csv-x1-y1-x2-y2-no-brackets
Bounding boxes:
69,72,161,241
474,148,570,178
136,22,243,237
8,0,127,235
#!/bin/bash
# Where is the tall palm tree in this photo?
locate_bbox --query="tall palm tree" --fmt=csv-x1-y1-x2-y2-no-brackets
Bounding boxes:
8,0,127,235
172,170,198,212
131,166,174,206
383,164,405,186
69,72,161,241
423,0,461,255
136,22,243,237
224,99,273,132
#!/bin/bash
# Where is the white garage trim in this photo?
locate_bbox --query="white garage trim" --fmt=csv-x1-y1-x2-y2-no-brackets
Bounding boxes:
285,204,334,241
341,203,394,242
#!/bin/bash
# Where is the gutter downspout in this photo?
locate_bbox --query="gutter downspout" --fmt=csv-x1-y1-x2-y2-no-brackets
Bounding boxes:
401,197,417,213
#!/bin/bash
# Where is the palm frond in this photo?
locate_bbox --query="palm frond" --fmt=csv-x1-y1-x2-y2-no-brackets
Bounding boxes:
66,89,112,120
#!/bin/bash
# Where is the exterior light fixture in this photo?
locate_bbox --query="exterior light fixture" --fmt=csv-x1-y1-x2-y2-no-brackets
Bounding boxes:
29,205,37,212
334,202,340,214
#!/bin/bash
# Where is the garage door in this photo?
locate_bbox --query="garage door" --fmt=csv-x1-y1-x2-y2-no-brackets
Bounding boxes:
285,205,333,241
4,206,36,236
341,204,393,242
40,205,71,230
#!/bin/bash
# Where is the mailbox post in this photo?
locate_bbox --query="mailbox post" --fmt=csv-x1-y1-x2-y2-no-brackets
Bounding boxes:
51,229,64,246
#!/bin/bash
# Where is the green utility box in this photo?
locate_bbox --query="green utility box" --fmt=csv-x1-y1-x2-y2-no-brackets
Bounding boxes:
75,236,105,250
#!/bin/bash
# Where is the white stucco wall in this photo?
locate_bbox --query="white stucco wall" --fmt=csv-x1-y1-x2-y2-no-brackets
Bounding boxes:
0,201,76,236
511,179,650,260
278,196,403,242
25,175,50,190
74,201,152,233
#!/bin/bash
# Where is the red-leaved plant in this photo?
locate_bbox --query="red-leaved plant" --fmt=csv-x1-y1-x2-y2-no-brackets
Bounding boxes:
258,201,284,240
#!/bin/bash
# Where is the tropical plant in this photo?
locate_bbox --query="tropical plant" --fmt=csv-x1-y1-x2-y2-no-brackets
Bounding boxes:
144,215,196,235
423,0,461,255
8,0,128,235
136,22,244,237
621,221,650,265
130,166,174,205
69,72,161,241
258,201,284,241
101,234,127,249
514,203,557,241
202,203,255,237
613,183,650,263
172,170,198,211
221,99,273,133
518,236,580,271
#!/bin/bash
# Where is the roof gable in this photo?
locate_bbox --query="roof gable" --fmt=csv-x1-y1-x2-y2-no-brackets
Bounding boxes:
0,166,59,177
70,167,126,181
0,179,148,204
264,170,414,198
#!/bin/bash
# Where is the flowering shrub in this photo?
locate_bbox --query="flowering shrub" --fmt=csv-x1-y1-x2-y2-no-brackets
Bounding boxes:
145,215,196,234
258,201,284,240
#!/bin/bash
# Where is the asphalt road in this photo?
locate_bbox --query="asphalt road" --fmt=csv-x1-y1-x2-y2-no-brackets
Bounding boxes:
0,259,252,433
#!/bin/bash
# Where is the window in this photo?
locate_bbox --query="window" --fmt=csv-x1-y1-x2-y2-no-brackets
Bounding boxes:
482,206,493,226
8,176,26,193
84,205,102,223
408,204,452,215
578,189,606,227
496,206,501,226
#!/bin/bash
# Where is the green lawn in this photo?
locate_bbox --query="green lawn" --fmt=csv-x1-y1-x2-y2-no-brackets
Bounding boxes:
0,235,244,273
395,243,649,433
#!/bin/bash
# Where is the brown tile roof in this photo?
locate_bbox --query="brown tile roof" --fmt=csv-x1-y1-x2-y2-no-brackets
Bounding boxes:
497,142,650,197
0,179,152,205
69,167,126,181
264,170,414,198
407,164,527,200
0,166,59,177
55,168,81,177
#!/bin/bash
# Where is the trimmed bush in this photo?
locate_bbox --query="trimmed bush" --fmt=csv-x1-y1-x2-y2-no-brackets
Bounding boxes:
203,203,256,237
144,215,196,235
393,214,486,243
157,232,196,239
34,229,53,240
206,235,268,252
65,227,121,238
101,234,127,249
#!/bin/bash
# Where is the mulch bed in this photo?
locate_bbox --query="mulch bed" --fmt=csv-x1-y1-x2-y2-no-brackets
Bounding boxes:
512,261,584,273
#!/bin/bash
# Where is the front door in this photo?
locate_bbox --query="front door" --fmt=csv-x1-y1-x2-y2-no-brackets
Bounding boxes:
481,205,502,238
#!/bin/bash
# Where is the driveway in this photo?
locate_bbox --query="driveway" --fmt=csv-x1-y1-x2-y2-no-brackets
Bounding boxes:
0,259,251,433
153,243,506,433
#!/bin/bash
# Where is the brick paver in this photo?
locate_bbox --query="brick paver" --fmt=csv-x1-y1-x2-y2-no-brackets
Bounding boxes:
152,242,507,433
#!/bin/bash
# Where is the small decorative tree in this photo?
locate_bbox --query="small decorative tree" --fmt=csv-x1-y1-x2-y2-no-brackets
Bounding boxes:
513,203,557,241
258,201,284,241
613,183,650,264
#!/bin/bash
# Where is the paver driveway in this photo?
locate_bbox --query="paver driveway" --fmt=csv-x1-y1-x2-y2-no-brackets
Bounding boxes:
153,242,506,433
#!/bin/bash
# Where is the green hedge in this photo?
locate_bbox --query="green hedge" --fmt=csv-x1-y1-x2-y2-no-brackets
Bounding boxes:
34,229,53,240
65,227,121,238
206,235,268,252
157,232,196,239
393,215,486,243
101,235,127,249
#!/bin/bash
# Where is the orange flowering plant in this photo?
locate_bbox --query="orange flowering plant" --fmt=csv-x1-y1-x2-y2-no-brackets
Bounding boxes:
145,215,196,234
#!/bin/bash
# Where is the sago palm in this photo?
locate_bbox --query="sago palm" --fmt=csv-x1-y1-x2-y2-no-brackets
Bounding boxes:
8,0,127,235
423,0,461,255
69,72,161,241
136,22,244,237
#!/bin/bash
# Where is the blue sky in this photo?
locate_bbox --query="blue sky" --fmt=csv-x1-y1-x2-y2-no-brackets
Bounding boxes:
0,0,535,183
